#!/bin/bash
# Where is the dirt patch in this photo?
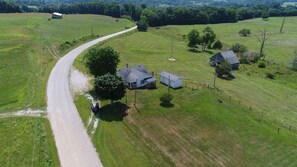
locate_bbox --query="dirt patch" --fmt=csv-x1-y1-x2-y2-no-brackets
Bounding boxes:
0,108,45,118
70,68,92,95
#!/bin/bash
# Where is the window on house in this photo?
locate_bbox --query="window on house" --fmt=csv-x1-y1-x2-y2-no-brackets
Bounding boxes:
141,80,145,84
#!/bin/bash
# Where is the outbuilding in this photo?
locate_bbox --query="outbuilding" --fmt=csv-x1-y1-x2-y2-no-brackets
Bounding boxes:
52,12,63,19
209,50,240,70
160,71,182,89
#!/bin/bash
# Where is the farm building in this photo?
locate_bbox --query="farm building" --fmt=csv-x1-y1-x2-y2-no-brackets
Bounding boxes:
117,65,156,89
160,71,182,89
210,50,240,70
52,12,63,19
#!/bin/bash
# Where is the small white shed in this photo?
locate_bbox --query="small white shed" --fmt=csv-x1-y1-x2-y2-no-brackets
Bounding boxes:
160,71,182,89
52,12,63,19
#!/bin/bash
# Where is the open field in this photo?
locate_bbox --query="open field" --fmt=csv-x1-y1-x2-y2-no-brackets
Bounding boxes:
75,17,297,166
0,13,134,113
0,117,59,167
0,13,134,166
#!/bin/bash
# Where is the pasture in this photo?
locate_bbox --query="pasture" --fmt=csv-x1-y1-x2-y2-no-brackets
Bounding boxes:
0,117,59,167
0,13,134,113
0,13,134,166
75,17,297,166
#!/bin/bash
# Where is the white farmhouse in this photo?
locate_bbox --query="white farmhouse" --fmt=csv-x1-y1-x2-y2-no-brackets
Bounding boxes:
118,65,156,89
160,71,182,89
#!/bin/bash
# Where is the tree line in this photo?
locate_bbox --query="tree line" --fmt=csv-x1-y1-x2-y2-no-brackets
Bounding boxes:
0,1,21,13
2,0,297,27
40,2,297,26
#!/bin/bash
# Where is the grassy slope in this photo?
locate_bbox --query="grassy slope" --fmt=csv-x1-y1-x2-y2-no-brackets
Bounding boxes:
74,17,297,166
0,13,134,113
0,117,59,167
0,13,134,167
99,17,297,127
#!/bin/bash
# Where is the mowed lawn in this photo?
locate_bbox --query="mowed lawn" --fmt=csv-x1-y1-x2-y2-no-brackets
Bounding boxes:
0,13,134,113
74,17,297,166
0,13,134,167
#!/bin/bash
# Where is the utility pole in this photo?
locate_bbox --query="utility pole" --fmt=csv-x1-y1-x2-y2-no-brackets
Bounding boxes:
168,75,171,94
170,39,173,59
134,79,137,106
213,73,216,88
125,91,128,106
134,90,136,106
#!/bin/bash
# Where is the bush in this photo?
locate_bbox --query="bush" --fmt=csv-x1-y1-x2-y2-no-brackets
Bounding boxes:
266,72,275,79
239,29,251,37
137,19,148,31
231,43,248,54
160,93,173,104
262,11,269,20
212,40,223,49
258,62,266,68
239,57,251,64
239,51,259,64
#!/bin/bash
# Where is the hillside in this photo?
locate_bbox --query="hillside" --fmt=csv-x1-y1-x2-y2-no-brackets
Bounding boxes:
74,16,297,166
8,0,283,6
0,13,134,167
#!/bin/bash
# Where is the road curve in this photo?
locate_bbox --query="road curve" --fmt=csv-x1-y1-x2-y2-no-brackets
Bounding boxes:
47,26,137,167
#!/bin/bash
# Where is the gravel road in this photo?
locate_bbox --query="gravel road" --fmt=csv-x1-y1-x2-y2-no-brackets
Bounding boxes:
47,27,137,167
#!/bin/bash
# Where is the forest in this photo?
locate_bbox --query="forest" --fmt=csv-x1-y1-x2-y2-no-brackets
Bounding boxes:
1,0,297,26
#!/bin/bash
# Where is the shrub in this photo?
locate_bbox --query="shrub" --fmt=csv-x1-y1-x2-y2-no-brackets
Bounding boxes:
239,57,251,64
239,51,259,64
160,93,173,104
258,62,266,68
266,72,275,79
137,19,148,31
212,40,223,50
239,29,251,37
262,11,269,20
231,43,248,54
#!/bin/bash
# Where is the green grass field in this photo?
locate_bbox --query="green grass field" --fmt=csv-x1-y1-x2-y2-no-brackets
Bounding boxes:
0,13,135,167
0,117,59,167
75,17,297,166
0,13,134,113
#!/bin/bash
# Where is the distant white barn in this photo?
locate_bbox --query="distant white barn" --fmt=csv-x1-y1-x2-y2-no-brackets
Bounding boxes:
160,71,182,89
52,12,63,19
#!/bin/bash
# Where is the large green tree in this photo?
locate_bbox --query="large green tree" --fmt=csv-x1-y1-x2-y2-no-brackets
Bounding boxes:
140,8,159,26
94,73,126,104
84,46,120,77
137,18,148,31
187,29,200,51
201,26,216,51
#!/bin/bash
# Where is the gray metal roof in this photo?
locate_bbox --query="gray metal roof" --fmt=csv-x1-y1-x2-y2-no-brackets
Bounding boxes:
118,65,153,83
145,77,156,83
219,50,239,64
53,12,62,16
160,71,181,81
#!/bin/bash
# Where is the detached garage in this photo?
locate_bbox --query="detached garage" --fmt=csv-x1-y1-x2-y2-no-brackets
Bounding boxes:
160,71,182,89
